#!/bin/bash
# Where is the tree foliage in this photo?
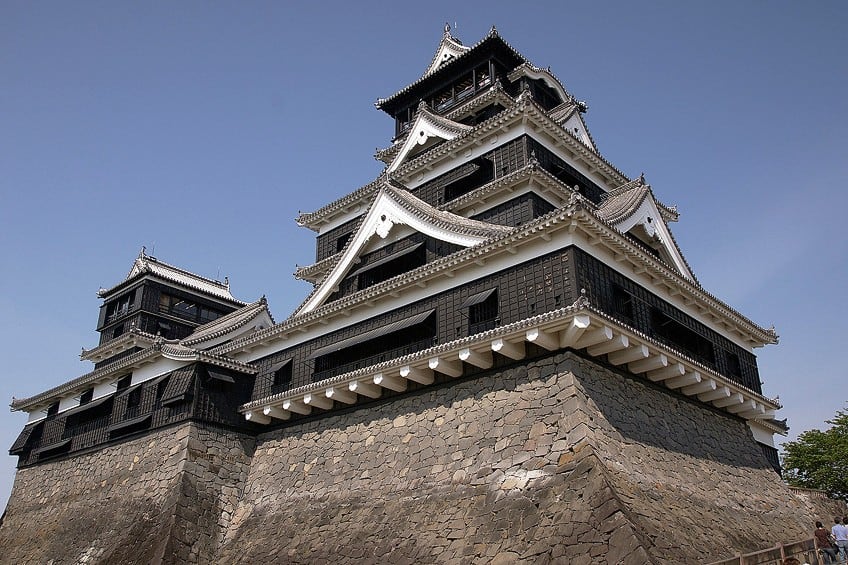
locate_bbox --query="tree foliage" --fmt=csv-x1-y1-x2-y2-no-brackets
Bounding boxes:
782,407,848,501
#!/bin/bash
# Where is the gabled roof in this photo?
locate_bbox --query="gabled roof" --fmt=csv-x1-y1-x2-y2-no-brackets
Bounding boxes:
506,62,573,107
98,248,243,305
376,26,526,114
386,102,472,173
180,297,275,348
300,93,628,232
375,80,514,165
596,176,693,281
10,339,258,413
294,181,512,315
423,24,471,77
80,328,158,363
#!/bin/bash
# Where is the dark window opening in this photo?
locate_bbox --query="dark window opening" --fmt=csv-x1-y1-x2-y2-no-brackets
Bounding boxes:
650,308,715,365
112,324,125,339
116,375,132,391
612,285,634,324
272,360,293,389
199,307,220,323
203,369,234,394
79,389,94,405
155,376,170,400
159,293,223,324
336,232,352,253
760,443,781,475
443,158,494,202
106,293,133,323
46,402,59,417
126,386,142,409
528,78,562,110
357,244,426,289
312,312,436,381
725,351,742,378
467,289,499,335
66,397,112,428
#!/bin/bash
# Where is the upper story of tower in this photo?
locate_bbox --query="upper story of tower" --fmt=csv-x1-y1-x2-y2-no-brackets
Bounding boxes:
83,248,246,368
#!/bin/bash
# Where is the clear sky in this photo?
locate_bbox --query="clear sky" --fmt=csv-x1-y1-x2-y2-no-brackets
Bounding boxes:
1,1,846,511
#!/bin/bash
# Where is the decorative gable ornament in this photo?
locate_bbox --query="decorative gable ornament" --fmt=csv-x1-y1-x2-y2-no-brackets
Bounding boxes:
597,177,693,280
295,183,510,315
386,102,472,173
423,23,471,77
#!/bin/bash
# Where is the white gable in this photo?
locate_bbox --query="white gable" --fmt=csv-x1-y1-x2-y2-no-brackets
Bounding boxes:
561,112,596,152
296,189,493,315
387,108,472,174
613,195,694,281
424,26,471,77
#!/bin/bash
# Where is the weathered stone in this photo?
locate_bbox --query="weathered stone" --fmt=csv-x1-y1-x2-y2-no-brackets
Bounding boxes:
2,352,845,564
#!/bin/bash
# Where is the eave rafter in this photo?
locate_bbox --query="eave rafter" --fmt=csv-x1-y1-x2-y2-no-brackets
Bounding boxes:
241,305,779,426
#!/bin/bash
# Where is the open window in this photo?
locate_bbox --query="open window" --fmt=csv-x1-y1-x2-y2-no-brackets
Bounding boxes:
270,359,293,391
462,289,499,335
350,243,426,290
310,310,436,381
650,308,714,365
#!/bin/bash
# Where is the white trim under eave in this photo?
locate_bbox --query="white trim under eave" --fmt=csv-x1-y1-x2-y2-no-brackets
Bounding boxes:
387,110,471,174
238,217,760,365
318,117,613,235
296,188,493,316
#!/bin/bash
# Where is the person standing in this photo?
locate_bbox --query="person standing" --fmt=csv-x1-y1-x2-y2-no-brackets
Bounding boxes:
832,517,848,563
816,521,839,564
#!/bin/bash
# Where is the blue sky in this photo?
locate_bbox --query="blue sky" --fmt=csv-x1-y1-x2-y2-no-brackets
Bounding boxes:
1,1,846,510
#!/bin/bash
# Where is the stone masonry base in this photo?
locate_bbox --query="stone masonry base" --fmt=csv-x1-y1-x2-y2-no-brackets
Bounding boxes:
1,352,843,563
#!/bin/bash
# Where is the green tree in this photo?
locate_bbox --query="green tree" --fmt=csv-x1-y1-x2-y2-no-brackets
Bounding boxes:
781,407,848,501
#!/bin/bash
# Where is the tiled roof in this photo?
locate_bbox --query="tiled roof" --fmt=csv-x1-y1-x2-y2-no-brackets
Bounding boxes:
375,26,526,110
386,103,473,174
220,198,778,364
376,82,513,166
299,93,628,231
98,248,243,305
547,102,579,123
422,24,471,78
291,180,514,316
596,178,652,225
10,338,258,412
180,297,273,346
79,328,158,362
384,181,513,238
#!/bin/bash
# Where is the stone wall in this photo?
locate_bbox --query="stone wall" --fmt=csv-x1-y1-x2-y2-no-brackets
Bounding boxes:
0,423,254,564
3,351,842,563
215,351,820,564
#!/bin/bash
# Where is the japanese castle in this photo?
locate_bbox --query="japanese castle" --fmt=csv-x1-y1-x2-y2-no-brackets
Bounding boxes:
10,24,783,510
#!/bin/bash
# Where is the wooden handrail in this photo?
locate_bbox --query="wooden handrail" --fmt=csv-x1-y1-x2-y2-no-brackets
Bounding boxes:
706,537,822,565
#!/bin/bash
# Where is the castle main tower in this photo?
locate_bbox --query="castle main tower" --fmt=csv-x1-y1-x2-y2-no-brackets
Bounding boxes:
4,26,826,564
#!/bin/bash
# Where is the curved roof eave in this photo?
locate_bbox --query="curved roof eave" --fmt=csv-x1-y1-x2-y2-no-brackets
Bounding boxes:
375,27,527,114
